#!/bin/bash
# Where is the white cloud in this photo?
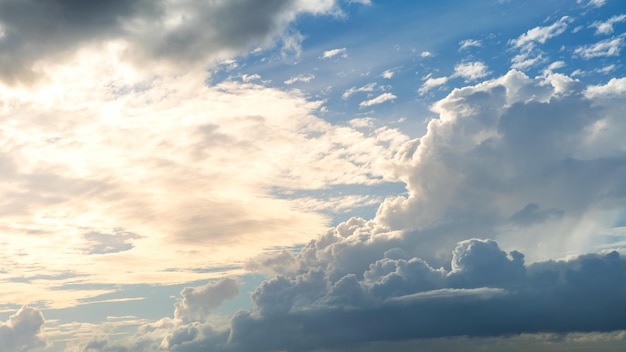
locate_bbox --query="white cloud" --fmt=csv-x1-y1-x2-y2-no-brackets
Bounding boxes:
418,76,449,95
578,0,606,7
321,47,348,59
419,62,489,94
241,73,261,82
0,306,46,352
590,14,626,35
510,16,571,49
459,39,482,51
574,37,624,58
0,45,410,309
284,74,315,85
381,69,394,79
359,93,397,108
342,82,378,99
453,61,490,81
420,51,433,58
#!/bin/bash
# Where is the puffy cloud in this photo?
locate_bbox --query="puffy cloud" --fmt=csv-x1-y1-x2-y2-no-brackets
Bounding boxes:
320,47,348,59
418,76,449,95
174,278,240,323
590,14,626,35
380,70,626,264
0,0,339,84
574,36,624,59
508,17,571,70
0,306,46,352
82,239,626,351
509,16,571,50
359,93,397,108
453,61,490,81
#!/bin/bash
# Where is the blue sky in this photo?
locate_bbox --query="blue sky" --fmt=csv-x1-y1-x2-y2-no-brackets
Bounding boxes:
1,0,626,351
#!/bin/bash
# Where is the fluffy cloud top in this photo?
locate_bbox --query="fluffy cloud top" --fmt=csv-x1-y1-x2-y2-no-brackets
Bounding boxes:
76,69,626,351
0,306,46,352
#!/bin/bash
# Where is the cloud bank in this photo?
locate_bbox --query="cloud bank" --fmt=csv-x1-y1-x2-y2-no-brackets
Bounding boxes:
75,69,626,351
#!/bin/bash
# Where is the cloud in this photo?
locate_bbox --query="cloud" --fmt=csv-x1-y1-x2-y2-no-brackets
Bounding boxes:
0,306,46,352
342,82,378,99
419,61,489,94
508,16,571,70
459,39,482,51
453,61,490,81
77,239,626,351
578,0,606,7
321,47,348,59
590,14,626,35
0,0,339,84
420,51,433,58
174,278,240,323
284,73,315,85
509,16,571,49
574,37,624,58
0,43,410,308
418,76,449,95
381,69,394,79
82,230,142,255
359,93,397,108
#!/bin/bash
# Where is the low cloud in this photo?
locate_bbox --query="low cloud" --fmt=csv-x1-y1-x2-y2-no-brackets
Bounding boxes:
0,306,46,352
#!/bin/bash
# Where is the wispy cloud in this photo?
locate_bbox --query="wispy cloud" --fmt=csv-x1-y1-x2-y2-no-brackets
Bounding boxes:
590,14,626,35
359,92,397,107
284,74,315,85
575,37,624,58
459,39,482,51
321,47,348,59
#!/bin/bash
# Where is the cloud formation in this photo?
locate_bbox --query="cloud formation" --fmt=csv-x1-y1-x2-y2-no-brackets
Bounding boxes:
76,68,626,351
0,306,46,352
0,0,339,84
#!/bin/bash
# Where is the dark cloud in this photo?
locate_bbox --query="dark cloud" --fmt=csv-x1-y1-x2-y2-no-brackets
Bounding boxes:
0,0,337,84
79,239,626,352
83,230,141,255
0,306,46,352
174,277,239,323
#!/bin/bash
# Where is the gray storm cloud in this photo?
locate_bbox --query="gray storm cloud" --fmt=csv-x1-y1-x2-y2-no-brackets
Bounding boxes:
0,0,337,84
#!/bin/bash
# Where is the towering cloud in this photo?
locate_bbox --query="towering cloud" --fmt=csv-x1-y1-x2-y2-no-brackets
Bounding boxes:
0,306,46,352
78,69,626,351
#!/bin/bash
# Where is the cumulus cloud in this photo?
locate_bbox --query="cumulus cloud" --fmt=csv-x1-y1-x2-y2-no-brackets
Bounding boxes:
590,14,626,35
574,37,624,58
174,278,240,323
78,238,626,351
78,69,626,351
453,61,490,81
0,0,339,84
418,75,449,95
0,306,46,352
509,16,571,70
359,93,397,108
321,47,348,59
419,61,489,94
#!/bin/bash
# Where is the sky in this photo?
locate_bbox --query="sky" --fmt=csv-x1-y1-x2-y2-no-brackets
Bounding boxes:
1,0,626,351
